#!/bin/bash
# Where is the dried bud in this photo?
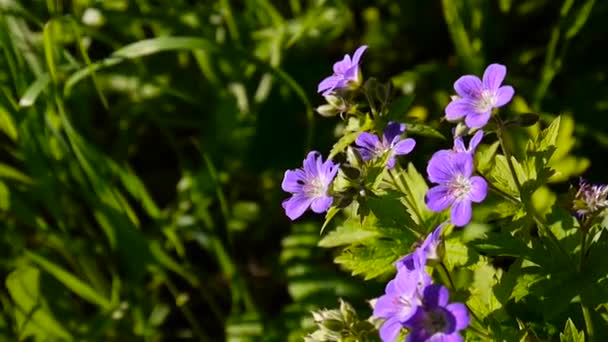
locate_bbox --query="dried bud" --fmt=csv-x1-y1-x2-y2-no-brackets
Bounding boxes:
573,179,608,221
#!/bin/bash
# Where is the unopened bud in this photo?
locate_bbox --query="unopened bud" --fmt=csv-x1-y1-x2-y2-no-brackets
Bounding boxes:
317,104,340,117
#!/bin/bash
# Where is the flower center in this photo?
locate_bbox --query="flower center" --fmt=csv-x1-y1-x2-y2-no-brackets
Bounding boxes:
475,89,496,113
303,177,326,198
422,308,451,335
448,174,472,201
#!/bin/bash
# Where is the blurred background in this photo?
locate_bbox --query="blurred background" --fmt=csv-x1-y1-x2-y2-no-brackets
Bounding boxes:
0,0,605,340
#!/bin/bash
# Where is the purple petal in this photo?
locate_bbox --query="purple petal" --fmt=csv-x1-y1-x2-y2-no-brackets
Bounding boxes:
453,137,467,153
420,224,444,259
464,111,491,129
303,151,321,176
310,195,333,213
397,252,423,272
468,176,488,203
445,98,474,121
450,153,474,178
373,292,398,318
422,284,450,308
494,85,514,107
356,132,381,151
386,155,397,169
282,195,312,220
454,75,482,98
482,63,506,92
384,121,406,144
428,334,462,342
393,138,416,155
351,45,368,66
469,130,484,152
426,185,454,212
450,199,472,227
317,75,339,93
281,169,305,192
446,303,470,331
379,316,403,342
426,151,455,183
333,55,351,74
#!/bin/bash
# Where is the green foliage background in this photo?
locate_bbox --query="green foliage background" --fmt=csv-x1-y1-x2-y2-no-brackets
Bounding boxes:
0,0,605,340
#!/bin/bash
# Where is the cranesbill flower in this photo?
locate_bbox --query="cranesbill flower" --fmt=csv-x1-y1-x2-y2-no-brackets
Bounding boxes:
445,64,514,128
404,284,470,342
355,122,416,169
281,151,339,220
573,178,608,219
318,45,368,96
425,153,487,227
374,261,431,342
397,224,444,270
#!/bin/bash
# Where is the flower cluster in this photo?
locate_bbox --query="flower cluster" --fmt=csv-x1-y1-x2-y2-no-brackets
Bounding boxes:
423,63,516,227
283,46,518,341
374,225,469,342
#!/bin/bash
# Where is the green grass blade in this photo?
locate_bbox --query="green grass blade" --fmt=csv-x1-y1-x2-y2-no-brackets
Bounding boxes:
25,251,112,310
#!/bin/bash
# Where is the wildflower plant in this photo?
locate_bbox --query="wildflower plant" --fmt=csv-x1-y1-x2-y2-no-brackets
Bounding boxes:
283,44,608,342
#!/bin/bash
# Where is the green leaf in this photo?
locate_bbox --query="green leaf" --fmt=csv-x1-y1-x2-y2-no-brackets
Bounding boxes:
466,258,503,320
444,238,477,270
475,141,499,174
404,122,446,140
6,266,73,341
395,163,434,226
318,218,379,248
321,206,341,234
560,318,585,342
18,74,51,107
0,106,18,140
384,95,415,122
329,131,360,159
334,240,399,280
565,0,596,39
536,116,560,153
25,250,111,310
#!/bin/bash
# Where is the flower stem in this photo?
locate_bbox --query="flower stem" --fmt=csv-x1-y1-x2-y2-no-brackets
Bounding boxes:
582,303,595,342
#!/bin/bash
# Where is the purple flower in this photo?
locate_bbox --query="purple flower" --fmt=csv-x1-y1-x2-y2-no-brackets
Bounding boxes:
445,64,515,128
573,178,608,218
281,151,339,220
453,130,484,155
397,224,444,270
425,153,488,227
404,284,470,342
318,45,368,96
374,259,431,342
355,122,416,169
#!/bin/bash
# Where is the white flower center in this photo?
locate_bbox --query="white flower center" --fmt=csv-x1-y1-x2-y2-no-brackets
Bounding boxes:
475,89,496,113
448,174,472,201
303,177,326,198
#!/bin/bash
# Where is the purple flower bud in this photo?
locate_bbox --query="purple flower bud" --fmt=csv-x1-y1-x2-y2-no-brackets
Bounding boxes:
318,45,368,96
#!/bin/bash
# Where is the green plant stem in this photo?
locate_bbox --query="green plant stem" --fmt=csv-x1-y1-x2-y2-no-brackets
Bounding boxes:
162,270,210,342
581,303,595,342
578,220,594,341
